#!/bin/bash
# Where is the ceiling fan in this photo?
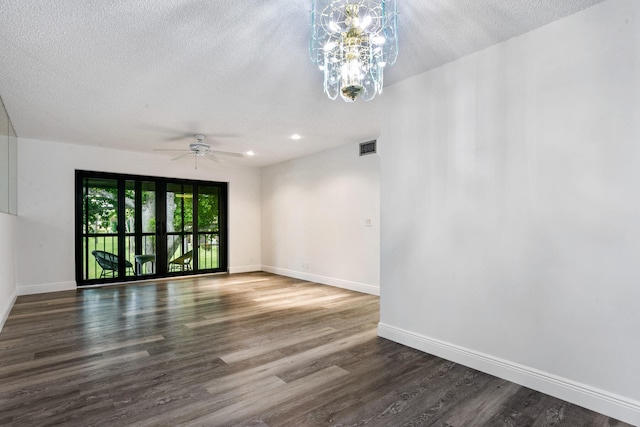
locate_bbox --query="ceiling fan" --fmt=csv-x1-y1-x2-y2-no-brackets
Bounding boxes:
154,134,243,169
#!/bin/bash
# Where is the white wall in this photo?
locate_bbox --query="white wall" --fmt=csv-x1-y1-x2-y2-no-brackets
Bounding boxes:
17,138,261,295
0,212,17,331
261,141,380,295
378,0,640,424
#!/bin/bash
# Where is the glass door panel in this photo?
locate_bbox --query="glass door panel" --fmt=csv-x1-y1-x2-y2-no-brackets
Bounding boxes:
81,177,125,280
127,180,157,277
124,180,136,277
138,181,157,275
197,185,220,271
166,183,194,272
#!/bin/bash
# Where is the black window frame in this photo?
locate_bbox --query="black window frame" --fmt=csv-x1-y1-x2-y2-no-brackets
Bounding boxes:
75,170,228,286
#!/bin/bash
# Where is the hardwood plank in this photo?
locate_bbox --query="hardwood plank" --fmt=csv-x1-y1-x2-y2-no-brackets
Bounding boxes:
121,297,221,316
219,326,338,364
203,328,376,396
185,365,350,426
0,335,163,378
0,350,149,394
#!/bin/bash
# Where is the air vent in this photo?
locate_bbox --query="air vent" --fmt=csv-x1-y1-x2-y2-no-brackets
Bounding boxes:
359,140,376,156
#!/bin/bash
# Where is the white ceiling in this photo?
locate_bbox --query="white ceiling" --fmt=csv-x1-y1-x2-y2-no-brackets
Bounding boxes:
0,0,605,167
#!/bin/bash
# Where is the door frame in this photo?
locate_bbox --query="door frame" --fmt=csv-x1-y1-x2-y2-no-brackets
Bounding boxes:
75,170,228,286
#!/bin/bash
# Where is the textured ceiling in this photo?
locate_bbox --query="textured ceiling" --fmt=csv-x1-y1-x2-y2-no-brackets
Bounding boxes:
0,0,606,167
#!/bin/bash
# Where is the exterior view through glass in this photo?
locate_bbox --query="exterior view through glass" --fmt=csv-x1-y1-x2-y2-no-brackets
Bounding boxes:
75,171,227,286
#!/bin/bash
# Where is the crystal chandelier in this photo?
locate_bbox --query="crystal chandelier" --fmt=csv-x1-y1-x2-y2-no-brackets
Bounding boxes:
310,0,398,102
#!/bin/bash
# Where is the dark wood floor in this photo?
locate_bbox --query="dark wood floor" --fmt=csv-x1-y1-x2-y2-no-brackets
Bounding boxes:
0,272,630,426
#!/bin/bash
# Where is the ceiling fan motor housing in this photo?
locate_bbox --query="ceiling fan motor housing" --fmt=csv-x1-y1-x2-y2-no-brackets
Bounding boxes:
190,142,210,155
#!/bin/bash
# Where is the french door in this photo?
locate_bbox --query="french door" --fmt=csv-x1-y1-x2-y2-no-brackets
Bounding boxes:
75,170,228,286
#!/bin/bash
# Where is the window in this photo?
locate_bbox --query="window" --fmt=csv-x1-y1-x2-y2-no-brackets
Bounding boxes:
75,170,228,286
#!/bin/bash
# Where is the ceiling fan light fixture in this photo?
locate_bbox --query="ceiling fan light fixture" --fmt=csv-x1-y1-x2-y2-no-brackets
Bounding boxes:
189,142,210,156
154,134,244,169
310,0,398,102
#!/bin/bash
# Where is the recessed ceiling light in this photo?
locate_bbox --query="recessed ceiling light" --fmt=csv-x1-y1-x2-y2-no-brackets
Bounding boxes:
290,134,302,140
246,150,255,156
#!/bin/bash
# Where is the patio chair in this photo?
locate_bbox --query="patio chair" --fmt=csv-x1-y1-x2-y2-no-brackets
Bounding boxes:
169,250,193,271
92,250,133,278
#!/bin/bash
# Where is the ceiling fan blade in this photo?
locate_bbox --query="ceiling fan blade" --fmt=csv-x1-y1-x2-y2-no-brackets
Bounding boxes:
205,155,221,164
171,153,193,161
166,134,193,141
153,148,189,152
210,150,243,158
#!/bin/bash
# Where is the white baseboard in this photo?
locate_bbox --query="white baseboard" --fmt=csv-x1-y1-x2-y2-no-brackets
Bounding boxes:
0,288,17,333
377,322,640,426
261,265,379,296
17,281,76,296
229,264,262,274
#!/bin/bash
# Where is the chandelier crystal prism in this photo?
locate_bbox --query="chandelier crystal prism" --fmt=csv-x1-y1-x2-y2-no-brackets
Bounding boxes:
310,0,398,102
